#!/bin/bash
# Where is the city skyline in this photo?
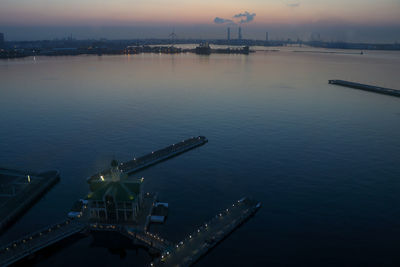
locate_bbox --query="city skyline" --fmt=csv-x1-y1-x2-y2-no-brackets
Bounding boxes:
1,0,400,42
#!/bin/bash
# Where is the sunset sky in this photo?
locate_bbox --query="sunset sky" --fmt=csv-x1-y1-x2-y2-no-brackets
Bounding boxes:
1,0,400,42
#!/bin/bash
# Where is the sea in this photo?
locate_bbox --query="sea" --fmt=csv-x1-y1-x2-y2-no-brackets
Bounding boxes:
0,46,400,266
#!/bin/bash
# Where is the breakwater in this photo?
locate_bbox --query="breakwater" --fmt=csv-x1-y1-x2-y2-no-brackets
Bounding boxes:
329,80,400,97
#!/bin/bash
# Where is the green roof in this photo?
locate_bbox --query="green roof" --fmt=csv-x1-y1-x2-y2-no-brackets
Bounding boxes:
87,179,142,202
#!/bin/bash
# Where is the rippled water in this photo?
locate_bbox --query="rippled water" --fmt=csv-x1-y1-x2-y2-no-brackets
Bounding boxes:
1,48,400,266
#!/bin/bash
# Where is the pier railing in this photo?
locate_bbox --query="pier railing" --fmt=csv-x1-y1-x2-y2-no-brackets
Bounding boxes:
0,220,85,266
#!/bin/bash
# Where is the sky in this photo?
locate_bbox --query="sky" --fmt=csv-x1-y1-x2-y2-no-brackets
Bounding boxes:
0,0,400,42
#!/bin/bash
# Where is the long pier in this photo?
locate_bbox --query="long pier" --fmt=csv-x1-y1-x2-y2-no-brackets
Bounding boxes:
0,168,60,234
0,136,263,267
153,197,261,267
0,220,85,266
88,136,208,182
329,80,400,97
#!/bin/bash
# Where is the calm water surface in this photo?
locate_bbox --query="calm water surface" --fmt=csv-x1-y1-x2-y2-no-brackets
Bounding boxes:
0,48,400,266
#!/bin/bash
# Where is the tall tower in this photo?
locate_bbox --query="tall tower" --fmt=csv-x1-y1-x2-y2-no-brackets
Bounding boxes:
227,27,230,41
265,31,269,42
238,27,242,40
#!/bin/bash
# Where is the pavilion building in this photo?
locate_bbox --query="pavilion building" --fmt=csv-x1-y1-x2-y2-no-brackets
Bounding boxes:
87,160,144,223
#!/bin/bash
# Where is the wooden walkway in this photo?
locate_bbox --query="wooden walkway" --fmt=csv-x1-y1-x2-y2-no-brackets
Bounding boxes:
88,136,208,183
153,197,261,267
0,220,85,266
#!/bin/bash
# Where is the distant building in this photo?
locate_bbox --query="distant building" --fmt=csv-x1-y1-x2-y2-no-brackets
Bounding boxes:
238,27,242,40
0,33,4,48
265,32,269,42
195,42,211,55
227,27,230,41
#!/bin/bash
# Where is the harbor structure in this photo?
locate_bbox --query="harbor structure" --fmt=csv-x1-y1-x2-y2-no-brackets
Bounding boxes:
266,31,269,42
329,80,400,98
238,27,242,40
227,27,231,41
0,168,60,234
0,136,261,266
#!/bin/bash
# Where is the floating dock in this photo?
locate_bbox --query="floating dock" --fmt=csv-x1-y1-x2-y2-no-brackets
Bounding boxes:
0,168,60,234
329,80,400,97
153,197,261,267
0,220,85,266
88,136,208,183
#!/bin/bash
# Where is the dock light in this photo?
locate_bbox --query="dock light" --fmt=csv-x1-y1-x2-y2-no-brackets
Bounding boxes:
189,235,192,239
226,209,229,212
141,177,144,182
151,263,154,266
233,204,235,207
27,175,31,183
167,251,169,255
100,175,105,181
161,255,164,259
176,245,179,248
205,224,208,227
198,229,200,232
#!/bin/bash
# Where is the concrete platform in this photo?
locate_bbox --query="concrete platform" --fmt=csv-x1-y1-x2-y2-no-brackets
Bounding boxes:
0,168,60,234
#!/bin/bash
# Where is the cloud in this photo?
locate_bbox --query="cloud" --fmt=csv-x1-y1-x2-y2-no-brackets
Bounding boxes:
213,11,256,25
233,11,256,23
214,17,234,24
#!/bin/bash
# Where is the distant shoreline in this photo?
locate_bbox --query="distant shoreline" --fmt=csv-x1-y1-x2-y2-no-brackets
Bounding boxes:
1,39,399,59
